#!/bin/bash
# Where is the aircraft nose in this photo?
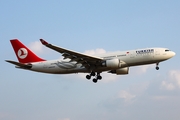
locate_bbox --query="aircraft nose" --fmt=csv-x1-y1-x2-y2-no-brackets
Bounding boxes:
171,51,176,57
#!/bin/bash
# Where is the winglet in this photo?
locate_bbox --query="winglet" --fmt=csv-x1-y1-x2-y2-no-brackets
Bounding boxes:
40,39,49,45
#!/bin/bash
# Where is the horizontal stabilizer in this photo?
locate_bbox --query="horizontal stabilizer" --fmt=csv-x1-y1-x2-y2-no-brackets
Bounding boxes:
5,60,32,69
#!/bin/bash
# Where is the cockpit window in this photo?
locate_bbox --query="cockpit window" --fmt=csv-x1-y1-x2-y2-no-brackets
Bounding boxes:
165,49,170,52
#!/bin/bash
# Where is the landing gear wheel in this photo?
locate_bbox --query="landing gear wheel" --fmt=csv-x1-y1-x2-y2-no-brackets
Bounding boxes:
93,78,98,83
156,67,159,70
86,72,102,83
90,72,96,76
97,75,102,80
156,62,159,70
86,75,91,80
96,73,102,80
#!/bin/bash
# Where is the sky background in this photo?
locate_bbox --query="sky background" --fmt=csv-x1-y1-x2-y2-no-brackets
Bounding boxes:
1,0,180,120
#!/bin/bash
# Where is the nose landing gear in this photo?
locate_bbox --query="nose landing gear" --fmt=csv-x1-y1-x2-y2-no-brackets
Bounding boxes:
156,62,159,70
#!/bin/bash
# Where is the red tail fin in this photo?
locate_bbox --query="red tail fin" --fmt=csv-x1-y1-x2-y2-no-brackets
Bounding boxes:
10,39,45,63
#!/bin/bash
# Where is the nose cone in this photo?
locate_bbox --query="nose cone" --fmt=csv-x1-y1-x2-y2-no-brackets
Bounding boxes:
171,51,176,58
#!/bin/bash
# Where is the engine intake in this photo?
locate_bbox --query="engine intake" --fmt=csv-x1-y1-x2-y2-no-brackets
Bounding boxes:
102,59,121,69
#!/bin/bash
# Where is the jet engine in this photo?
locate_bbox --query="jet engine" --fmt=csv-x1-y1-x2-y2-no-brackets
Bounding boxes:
102,59,121,69
109,67,129,75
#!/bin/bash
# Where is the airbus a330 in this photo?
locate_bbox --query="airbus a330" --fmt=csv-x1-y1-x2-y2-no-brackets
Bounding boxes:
6,39,175,83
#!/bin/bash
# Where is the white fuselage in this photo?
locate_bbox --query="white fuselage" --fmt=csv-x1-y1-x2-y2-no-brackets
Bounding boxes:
23,48,175,74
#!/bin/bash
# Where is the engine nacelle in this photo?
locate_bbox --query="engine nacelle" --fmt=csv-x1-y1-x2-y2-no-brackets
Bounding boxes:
102,59,121,69
109,67,129,75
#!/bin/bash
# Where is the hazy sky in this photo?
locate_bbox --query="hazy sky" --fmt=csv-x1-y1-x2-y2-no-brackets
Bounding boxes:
1,0,180,120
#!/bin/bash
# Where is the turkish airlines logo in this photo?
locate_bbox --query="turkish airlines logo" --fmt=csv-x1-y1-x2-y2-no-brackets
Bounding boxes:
17,48,28,59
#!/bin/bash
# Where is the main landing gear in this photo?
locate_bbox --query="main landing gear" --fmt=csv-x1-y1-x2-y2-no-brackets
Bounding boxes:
86,72,102,83
156,62,159,70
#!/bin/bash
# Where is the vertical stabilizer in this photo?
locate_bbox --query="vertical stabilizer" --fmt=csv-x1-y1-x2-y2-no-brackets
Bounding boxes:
10,39,45,63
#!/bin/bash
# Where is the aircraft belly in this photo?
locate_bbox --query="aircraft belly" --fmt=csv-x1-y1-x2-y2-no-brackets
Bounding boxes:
31,63,88,74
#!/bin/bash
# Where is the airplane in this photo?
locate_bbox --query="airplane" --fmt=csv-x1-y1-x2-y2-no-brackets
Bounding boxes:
6,39,176,83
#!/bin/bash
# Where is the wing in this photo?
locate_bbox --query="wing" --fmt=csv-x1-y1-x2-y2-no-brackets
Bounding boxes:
40,39,104,68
